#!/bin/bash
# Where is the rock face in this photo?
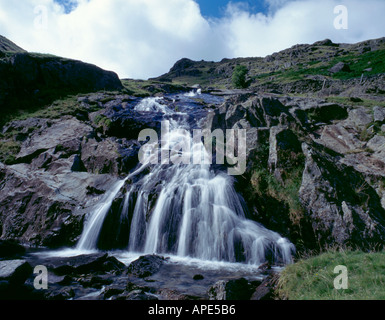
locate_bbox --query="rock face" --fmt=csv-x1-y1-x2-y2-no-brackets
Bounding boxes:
0,161,119,247
208,93,385,252
299,143,385,248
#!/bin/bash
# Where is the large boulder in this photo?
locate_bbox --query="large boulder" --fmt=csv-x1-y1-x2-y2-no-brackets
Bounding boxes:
127,255,167,278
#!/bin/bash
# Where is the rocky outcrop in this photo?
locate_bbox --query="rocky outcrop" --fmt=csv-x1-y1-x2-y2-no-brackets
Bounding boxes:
0,161,120,247
299,143,385,249
0,36,123,111
208,93,385,252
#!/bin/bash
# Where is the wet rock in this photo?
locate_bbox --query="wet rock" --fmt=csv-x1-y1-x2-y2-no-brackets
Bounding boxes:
124,290,158,301
127,255,167,278
47,253,126,276
193,274,204,280
0,162,117,247
156,288,197,300
0,260,32,286
208,278,254,300
251,273,279,300
78,275,113,289
105,110,162,140
0,240,26,259
103,286,125,299
44,287,75,301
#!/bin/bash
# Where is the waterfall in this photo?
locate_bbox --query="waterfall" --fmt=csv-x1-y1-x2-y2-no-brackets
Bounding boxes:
77,178,128,250
76,96,295,265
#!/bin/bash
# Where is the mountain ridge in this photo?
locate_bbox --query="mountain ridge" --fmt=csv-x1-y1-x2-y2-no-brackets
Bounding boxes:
152,36,385,95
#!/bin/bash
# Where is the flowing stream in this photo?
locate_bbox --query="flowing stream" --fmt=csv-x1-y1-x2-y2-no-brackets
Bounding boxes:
76,92,295,266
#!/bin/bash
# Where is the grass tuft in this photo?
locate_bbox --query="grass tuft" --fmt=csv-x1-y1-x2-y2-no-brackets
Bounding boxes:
277,250,385,300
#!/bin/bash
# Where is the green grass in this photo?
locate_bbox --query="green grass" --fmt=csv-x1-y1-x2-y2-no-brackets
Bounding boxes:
252,46,385,87
251,164,305,225
2,93,107,126
0,139,21,164
278,250,385,300
121,79,154,97
93,114,112,133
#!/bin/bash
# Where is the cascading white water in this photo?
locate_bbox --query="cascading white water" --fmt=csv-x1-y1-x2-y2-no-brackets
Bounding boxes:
77,178,128,250
76,96,295,265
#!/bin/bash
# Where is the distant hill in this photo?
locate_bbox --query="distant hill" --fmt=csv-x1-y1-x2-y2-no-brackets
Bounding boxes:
0,35,123,120
152,37,385,93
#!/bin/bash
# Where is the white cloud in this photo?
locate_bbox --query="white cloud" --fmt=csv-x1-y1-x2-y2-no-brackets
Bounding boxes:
0,0,384,79
219,0,385,58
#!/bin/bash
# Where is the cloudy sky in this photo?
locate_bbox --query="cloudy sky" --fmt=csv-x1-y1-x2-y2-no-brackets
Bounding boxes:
0,0,384,79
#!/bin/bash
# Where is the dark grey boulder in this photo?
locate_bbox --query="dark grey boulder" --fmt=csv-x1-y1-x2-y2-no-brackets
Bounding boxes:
127,255,167,278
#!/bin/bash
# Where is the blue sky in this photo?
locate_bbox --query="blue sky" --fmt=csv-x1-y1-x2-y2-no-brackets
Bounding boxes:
195,0,268,18
54,0,270,17
1,0,385,79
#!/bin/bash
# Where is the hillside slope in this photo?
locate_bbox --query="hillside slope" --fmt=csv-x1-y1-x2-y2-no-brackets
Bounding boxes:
152,37,385,96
